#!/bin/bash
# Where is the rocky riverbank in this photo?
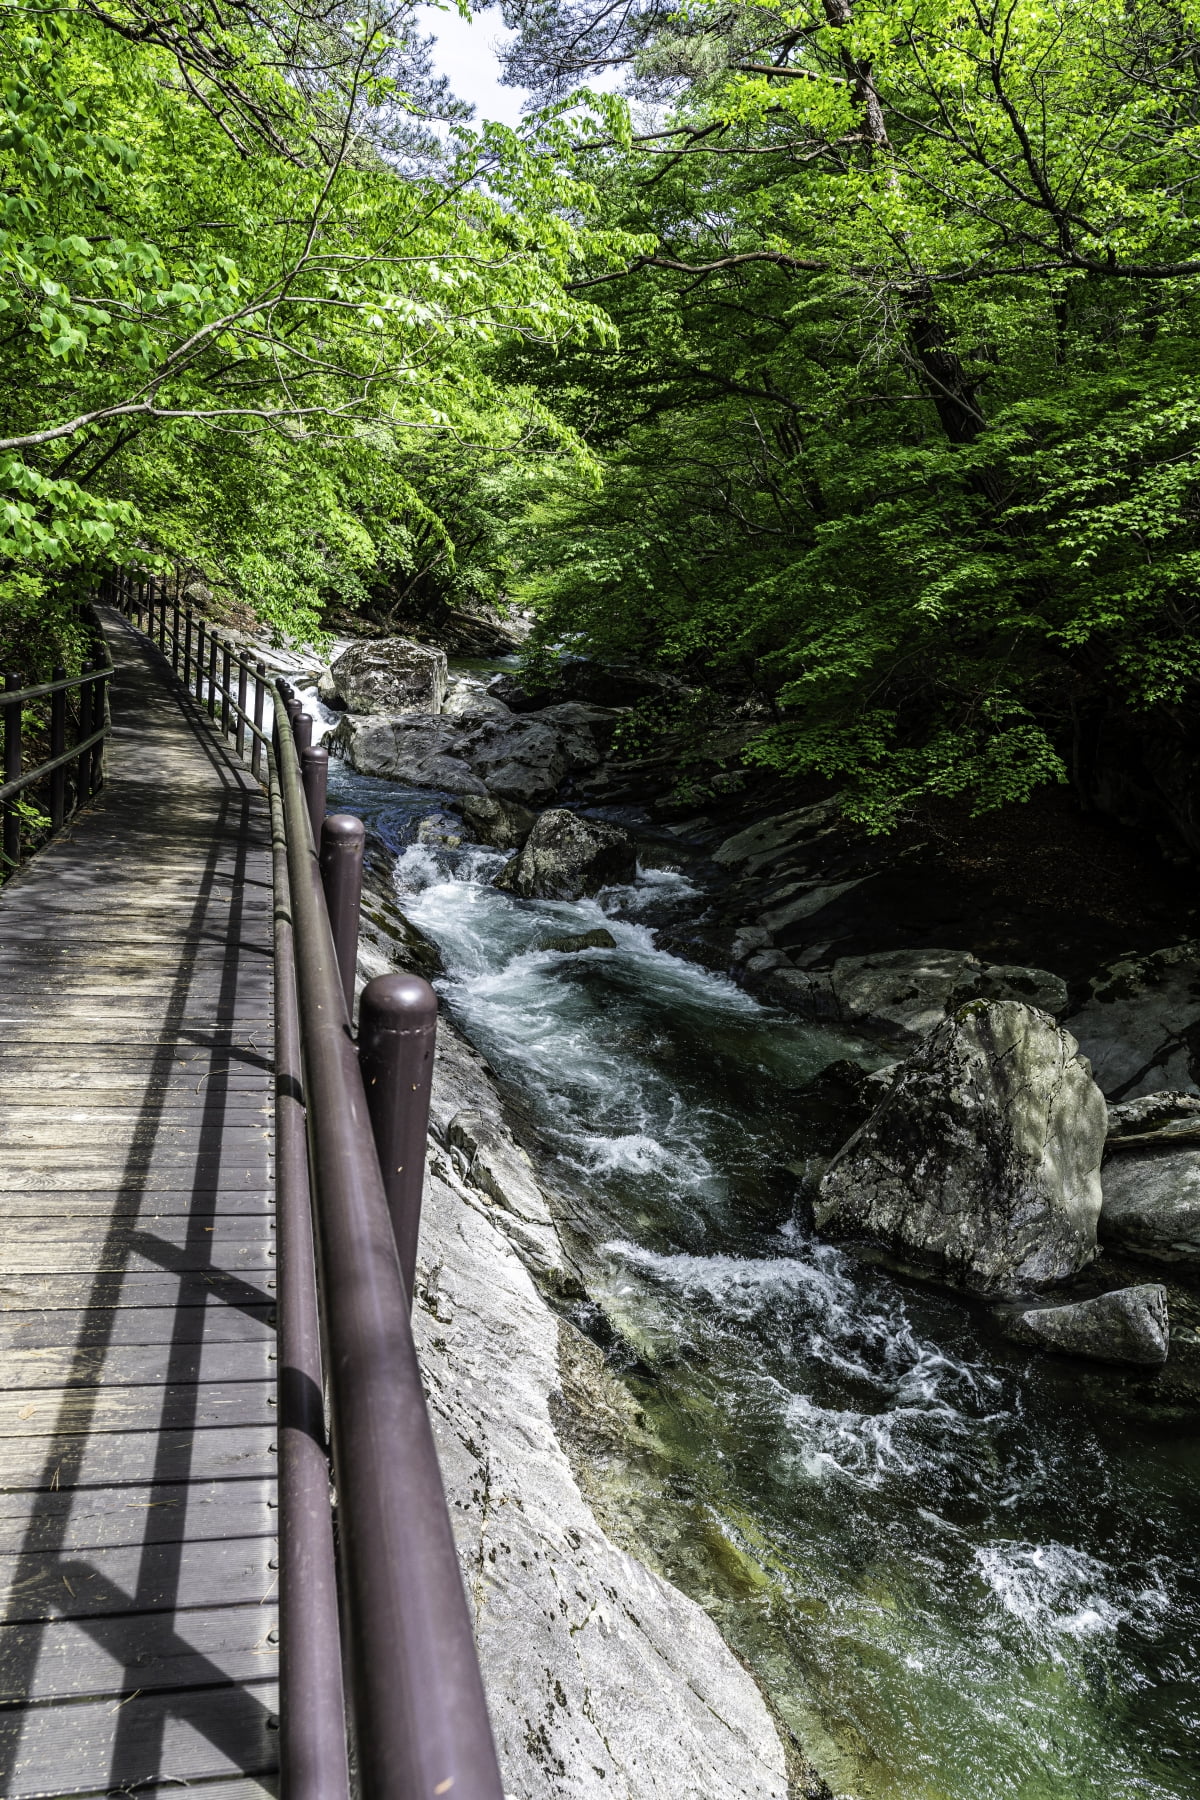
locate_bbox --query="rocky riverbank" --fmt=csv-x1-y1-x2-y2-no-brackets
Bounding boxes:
299,629,1200,1794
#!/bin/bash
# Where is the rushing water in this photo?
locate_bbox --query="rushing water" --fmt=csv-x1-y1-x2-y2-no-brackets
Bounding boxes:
326,750,1200,1800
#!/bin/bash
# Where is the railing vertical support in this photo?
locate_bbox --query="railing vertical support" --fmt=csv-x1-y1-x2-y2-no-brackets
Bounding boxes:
77,662,93,809
221,641,232,734
236,655,248,761
49,668,66,830
183,610,194,692
157,584,167,653
195,620,206,706
292,710,313,756
300,746,327,843
358,973,439,1308
318,814,364,1013
207,635,218,718
3,671,21,875
251,660,266,782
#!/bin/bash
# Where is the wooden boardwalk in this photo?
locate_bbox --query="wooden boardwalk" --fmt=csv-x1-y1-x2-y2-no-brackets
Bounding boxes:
0,611,278,1797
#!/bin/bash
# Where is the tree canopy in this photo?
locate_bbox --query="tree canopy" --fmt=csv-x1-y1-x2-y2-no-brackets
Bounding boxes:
4,0,1199,826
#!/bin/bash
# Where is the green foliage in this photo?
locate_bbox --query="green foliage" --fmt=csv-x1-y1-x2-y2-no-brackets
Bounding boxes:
498,0,1200,825
0,0,637,667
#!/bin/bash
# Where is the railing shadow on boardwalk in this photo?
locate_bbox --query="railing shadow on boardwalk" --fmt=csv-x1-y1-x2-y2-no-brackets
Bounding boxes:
1,589,510,1799
0,622,278,1794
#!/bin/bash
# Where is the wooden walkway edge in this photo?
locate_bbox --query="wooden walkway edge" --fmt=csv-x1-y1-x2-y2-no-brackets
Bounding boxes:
0,611,278,1797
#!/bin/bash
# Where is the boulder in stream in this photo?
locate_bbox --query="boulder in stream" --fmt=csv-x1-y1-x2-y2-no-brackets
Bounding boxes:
329,713,486,794
539,928,618,954
494,810,636,901
1001,1284,1169,1365
767,949,1069,1042
460,792,537,850
328,637,448,714
814,1000,1107,1292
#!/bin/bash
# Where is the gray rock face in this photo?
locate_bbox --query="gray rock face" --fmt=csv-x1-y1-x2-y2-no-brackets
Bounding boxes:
1065,941,1200,1098
1002,1285,1169,1365
712,801,842,871
460,792,537,850
1100,1147,1200,1263
446,1109,571,1288
330,713,487,793
329,637,448,714
1107,1089,1200,1148
462,704,618,807
495,810,636,901
763,949,1069,1042
814,1001,1107,1292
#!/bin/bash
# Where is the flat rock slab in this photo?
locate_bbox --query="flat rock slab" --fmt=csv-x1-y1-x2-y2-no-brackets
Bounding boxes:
1003,1284,1169,1364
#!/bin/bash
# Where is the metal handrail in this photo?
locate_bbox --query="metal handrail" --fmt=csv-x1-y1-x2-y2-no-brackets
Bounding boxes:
108,571,505,1799
1,648,113,878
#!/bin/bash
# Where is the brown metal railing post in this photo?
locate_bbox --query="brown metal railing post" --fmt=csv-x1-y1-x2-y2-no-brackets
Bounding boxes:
195,619,206,705
207,634,218,718
300,745,327,842
292,709,313,756
358,973,438,1309
3,671,21,875
172,590,181,673
49,668,66,830
76,661,93,809
319,814,364,1014
157,584,167,653
221,641,232,735
251,660,266,782
236,655,248,760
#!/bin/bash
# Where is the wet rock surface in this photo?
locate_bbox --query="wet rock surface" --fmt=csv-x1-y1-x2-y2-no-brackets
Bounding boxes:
1001,1284,1170,1364
1101,1147,1200,1264
495,809,636,902
539,927,618,954
329,636,448,714
459,792,536,850
815,1001,1108,1292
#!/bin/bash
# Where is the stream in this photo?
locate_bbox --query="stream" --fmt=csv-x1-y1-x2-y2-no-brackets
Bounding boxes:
324,747,1200,1800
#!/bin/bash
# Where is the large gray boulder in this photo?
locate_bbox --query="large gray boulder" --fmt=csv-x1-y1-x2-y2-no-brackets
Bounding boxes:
329,637,448,714
494,810,636,901
767,950,1068,1042
458,704,618,808
329,713,486,794
1065,941,1200,1098
1100,1147,1200,1263
814,1001,1107,1292
331,706,616,808
1002,1285,1169,1365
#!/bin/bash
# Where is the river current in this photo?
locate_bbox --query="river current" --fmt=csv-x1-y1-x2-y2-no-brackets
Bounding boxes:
324,748,1200,1800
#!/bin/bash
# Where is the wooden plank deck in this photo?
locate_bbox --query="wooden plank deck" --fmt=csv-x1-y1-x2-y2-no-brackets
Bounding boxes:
0,611,278,1798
